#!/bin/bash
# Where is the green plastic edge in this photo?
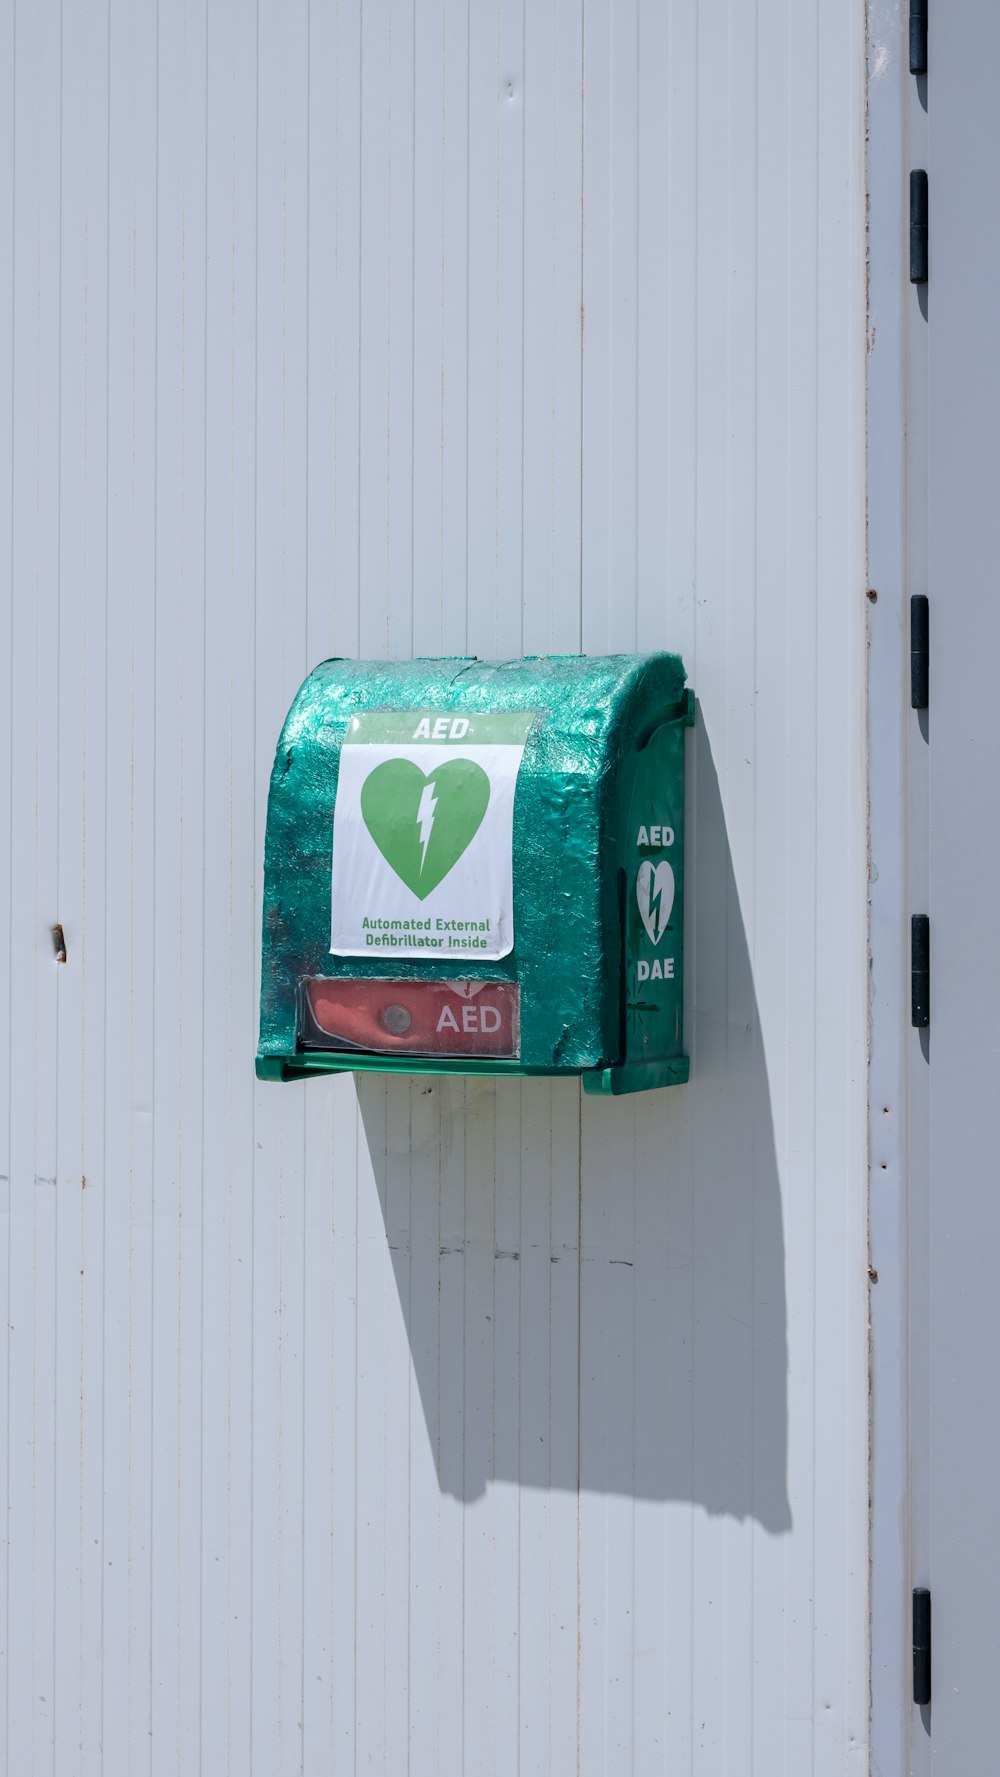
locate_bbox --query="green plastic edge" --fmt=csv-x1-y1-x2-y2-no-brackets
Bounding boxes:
257,1053,566,1083
581,1055,691,1095
256,1051,690,1093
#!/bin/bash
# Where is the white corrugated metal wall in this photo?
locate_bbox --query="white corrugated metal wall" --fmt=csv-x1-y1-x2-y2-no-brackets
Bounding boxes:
1,1,867,1771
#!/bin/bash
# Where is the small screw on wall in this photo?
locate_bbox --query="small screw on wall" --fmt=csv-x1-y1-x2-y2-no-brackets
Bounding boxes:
51,924,67,964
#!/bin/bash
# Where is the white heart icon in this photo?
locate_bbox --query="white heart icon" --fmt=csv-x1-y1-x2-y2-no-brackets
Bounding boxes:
636,859,675,946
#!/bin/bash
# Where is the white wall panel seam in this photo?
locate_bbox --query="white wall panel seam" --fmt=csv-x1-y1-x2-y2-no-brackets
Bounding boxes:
0,7,12,1765
866,1,912,1771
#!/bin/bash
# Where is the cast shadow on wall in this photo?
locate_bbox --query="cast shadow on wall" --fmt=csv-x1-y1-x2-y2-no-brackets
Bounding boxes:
357,712,791,1531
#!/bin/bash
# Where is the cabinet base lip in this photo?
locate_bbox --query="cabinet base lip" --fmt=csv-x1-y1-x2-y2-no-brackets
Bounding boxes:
581,1056,690,1095
256,1051,689,1090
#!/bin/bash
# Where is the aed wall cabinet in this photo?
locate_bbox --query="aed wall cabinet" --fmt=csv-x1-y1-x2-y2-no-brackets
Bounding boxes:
257,653,693,1095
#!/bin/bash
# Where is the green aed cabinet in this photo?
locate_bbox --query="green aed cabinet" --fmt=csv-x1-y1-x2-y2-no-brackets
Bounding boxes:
257,653,693,1095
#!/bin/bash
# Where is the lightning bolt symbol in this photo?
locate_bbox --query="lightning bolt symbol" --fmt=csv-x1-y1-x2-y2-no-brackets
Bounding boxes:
416,781,438,873
647,878,663,939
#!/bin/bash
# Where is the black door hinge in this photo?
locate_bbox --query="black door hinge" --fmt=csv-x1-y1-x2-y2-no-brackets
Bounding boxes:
911,916,930,1028
910,594,929,709
910,171,929,284
910,0,927,74
913,1587,932,1705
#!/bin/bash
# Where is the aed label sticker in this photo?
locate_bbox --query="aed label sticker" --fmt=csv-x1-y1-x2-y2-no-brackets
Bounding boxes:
632,823,677,984
330,709,535,958
302,978,519,1058
636,857,675,946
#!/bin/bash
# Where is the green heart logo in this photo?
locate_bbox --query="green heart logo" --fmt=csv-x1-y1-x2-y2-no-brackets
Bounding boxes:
360,757,491,898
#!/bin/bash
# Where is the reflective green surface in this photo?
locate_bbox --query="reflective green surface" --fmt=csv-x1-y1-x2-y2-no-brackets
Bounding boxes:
258,653,691,1092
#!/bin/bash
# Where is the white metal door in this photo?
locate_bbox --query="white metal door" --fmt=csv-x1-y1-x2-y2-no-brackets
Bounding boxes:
908,1,1000,1766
